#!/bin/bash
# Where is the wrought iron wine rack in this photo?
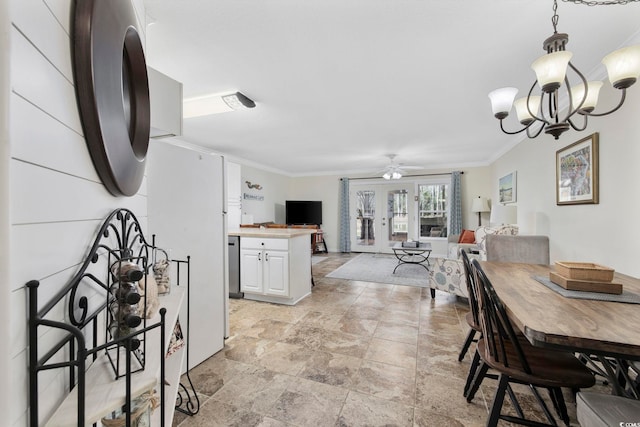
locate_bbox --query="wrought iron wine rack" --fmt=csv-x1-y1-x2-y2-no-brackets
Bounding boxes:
27,208,199,426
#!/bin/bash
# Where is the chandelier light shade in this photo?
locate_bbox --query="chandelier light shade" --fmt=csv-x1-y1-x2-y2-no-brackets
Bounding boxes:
488,87,519,119
488,0,640,140
571,81,603,111
514,96,542,124
531,51,573,92
602,45,640,88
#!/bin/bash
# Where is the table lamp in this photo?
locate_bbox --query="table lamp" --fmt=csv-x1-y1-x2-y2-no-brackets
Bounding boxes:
471,196,490,226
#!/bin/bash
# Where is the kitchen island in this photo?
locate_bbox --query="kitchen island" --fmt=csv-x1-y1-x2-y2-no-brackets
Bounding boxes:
229,228,315,305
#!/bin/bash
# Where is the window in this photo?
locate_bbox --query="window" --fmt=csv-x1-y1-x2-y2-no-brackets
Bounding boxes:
418,183,448,238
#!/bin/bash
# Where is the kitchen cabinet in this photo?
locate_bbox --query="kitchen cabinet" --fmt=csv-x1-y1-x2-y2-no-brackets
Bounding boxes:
236,230,313,305
241,237,289,297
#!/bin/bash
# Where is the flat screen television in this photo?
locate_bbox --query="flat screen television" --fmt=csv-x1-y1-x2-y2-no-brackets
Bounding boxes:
285,200,322,225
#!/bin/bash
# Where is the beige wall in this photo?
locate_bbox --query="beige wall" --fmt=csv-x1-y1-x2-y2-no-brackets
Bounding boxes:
240,164,291,224
491,83,640,277
234,166,492,253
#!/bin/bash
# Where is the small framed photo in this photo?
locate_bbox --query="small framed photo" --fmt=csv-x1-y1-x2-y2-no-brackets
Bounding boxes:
499,171,517,204
556,132,599,205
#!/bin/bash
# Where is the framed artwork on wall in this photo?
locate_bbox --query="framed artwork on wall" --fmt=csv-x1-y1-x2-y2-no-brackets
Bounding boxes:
499,171,517,204
556,132,599,205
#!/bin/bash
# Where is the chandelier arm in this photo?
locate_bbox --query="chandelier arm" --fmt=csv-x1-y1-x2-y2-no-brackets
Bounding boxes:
567,115,588,131
561,62,588,123
526,122,546,139
527,81,550,125
581,88,627,117
499,119,535,136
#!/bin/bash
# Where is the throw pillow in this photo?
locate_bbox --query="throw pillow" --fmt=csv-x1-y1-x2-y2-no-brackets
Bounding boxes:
458,229,475,244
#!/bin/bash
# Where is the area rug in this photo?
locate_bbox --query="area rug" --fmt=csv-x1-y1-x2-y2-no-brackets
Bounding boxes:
325,253,429,287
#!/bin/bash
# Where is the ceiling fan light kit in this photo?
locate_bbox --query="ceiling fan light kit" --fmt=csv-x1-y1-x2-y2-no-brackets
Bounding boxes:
488,0,640,140
380,154,422,180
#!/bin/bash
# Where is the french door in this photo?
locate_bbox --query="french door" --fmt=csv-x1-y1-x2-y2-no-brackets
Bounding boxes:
350,183,415,253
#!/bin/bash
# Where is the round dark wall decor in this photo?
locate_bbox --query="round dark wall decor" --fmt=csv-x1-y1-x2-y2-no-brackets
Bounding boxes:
72,0,150,197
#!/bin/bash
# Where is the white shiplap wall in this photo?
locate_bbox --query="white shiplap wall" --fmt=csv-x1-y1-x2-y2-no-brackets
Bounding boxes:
9,0,148,425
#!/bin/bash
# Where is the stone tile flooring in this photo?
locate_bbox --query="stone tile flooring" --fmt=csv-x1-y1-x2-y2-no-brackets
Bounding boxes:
174,253,592,426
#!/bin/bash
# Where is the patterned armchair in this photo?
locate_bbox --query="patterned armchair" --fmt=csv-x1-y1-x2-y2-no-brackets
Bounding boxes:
429,256,469,299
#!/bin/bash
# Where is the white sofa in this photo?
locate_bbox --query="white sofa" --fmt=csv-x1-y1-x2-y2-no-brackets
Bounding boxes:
447,225,519,260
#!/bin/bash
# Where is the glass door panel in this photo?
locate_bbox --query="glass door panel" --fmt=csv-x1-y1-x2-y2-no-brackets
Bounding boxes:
352,189,376,251
387,189,409,244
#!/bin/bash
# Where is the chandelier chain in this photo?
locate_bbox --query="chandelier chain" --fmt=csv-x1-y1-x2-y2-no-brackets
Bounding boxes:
562,0,640,5
552,0,560,33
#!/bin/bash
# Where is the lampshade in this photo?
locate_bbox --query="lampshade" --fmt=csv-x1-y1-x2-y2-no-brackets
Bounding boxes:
602,44,640,89
570,81,603,112
471,197,490,213
382,172,391,180
514,96,542,125
488,87,518,119
490,204,517,225
531,50,573,93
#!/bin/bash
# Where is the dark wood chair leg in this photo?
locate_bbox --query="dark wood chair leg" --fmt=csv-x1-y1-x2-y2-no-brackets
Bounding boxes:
466,360,489,402
458,329,477,361
550,387,570,427
464,350,481,397
487,374,509,427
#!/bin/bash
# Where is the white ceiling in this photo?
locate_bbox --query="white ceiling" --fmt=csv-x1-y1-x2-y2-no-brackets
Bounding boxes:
143,0,640,176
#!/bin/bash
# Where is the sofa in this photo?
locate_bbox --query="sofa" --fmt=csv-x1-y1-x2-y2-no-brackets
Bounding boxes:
447,225,519,260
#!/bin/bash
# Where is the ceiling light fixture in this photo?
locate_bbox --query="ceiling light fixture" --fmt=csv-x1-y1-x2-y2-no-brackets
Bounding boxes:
381,154,412,180
382,168,402,180
488,0,640,140
183,91,255,118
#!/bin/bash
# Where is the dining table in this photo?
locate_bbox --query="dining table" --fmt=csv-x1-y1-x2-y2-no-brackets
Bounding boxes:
480,261,640,397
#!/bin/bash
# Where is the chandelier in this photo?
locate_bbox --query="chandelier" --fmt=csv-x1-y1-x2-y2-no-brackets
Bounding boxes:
488,0,640,139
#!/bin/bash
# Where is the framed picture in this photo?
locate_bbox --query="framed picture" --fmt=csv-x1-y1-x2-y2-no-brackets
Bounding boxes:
499,171,517,204
556,132,599,205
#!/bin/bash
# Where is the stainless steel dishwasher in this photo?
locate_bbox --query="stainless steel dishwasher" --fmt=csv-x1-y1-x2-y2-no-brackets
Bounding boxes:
228,235,243,298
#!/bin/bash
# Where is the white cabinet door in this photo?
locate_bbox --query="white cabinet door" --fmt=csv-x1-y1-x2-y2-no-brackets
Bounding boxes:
240,249,263,294
264,250,289,297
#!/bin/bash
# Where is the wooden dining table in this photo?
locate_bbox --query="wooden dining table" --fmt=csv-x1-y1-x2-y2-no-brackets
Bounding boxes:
480,261,640,361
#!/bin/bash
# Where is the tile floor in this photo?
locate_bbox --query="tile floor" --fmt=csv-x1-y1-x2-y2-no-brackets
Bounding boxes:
173,253,595,427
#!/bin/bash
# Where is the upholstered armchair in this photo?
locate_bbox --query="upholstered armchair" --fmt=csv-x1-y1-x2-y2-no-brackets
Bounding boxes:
429,252,470,299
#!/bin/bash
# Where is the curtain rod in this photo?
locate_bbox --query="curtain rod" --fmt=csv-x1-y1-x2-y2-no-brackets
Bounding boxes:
343,171,463,181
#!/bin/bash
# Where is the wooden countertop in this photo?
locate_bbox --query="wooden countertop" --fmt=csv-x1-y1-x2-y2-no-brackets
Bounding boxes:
228,228,316,238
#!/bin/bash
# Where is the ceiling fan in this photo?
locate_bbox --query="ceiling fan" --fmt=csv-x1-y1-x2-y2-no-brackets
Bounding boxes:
379,154,422,180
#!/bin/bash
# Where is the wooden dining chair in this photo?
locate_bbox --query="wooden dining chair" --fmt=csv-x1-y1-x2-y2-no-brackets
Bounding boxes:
467,258,595,427
458,249,481,362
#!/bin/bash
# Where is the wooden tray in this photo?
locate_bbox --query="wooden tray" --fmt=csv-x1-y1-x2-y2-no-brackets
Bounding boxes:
549,271,623,295
555,261,615,282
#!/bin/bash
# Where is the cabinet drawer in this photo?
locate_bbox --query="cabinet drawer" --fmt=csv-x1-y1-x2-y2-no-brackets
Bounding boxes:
241,237,289,251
